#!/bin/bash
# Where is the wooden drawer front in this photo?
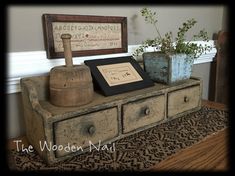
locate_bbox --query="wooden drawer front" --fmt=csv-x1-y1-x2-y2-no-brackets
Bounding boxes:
122,95,165,133
54,107,118,157
168,85,200,117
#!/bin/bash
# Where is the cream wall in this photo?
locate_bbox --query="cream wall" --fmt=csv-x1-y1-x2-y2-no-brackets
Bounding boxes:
8,5,224,52
7,5,225,139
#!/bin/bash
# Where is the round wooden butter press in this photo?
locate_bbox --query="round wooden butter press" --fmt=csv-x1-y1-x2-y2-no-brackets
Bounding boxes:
49,34,94,107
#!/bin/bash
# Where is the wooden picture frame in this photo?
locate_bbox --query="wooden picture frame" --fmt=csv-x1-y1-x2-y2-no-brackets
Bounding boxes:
42,14,127,59
84,56,154,96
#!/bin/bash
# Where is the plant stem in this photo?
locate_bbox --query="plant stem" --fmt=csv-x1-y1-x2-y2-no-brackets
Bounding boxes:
153,23,162,40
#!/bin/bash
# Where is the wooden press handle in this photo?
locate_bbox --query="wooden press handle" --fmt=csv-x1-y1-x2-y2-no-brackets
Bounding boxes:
61,34,73,67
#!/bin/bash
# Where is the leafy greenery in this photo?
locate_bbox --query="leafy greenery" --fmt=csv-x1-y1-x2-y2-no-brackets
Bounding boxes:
133,7,213,59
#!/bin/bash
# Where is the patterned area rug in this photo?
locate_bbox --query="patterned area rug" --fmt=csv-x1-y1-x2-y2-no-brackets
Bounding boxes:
8,106,228,171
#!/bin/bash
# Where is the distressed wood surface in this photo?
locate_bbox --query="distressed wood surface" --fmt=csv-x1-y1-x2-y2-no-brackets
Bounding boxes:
38,77,201,117
20,78,50,162
54,107,118,157
122,95,165,133
8,100,228,170
143,52,193,84
168,85,201,117
20,75,202,164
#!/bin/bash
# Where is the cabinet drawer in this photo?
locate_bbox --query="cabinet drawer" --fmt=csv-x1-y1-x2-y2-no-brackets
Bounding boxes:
54,107,118,157
168,85,200,117
122,95,165,133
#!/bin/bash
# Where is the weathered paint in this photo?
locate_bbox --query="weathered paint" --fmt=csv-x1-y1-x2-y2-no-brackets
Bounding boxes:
122,95,165,133
143,52,193,85
168,85,201,117
20,75,202,164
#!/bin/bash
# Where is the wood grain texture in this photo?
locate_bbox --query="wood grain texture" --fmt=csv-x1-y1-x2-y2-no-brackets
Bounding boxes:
54,107,118,157
49,65,94,107
122,95,165,133
150,99,229,171
19,75,202,164
168,85,200,117
150,128,228,171
215,31,229,105
202,99,227,111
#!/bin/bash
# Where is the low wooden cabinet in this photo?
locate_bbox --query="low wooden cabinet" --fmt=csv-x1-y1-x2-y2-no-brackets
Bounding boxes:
20,75,202,164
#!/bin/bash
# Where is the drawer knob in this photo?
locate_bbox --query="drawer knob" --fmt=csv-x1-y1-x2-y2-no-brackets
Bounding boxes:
87,125,96,135
144,107,150,115
184,96,189,102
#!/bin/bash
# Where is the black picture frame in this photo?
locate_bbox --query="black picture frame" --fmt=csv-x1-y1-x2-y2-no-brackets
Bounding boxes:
84,56,154,96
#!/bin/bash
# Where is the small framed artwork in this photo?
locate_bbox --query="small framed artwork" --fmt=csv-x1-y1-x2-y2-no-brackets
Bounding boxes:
84,56,154,96
42,14,127,59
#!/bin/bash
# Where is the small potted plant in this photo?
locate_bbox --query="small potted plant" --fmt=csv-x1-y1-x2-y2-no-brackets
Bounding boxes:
133,7,213,84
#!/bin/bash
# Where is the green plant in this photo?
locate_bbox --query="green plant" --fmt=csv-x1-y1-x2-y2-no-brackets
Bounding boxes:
133,7,213,60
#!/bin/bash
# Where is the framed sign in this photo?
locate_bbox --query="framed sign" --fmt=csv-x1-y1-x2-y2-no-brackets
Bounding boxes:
84,56,154,96
42,14,127,59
